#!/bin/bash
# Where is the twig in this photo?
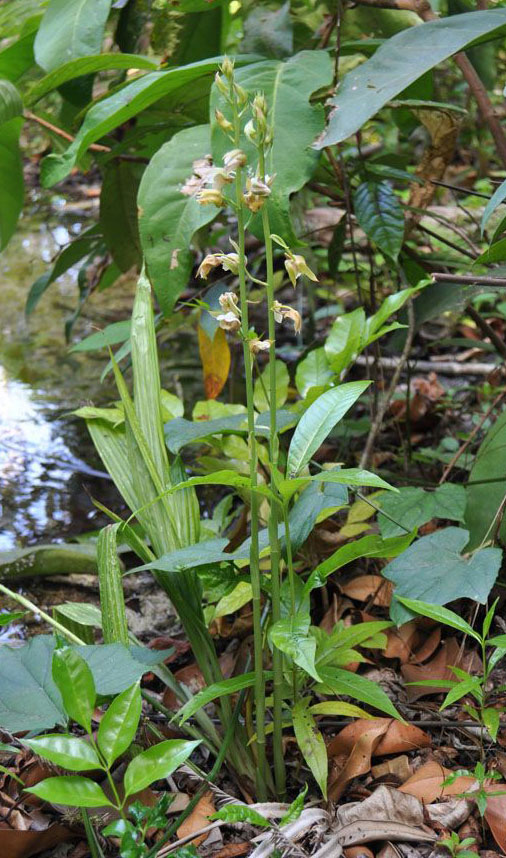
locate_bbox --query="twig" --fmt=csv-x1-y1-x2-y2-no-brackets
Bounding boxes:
429,179,491,200
465,305,506,360
432,273,506,287
359,300,416,468
355,355,500,376
24,109,111,152
439,391,506,484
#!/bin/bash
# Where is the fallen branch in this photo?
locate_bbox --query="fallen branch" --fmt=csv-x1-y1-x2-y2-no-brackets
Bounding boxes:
355,355,501,376
432,272,506,287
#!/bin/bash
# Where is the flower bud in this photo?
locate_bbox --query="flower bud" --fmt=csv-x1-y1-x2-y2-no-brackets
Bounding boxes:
221,57,235,80
215,311,241,332
197,253,222,278
234,83,248,107
214,72,229,98
244,119,257,143
197,188,225,207
215,109,233,134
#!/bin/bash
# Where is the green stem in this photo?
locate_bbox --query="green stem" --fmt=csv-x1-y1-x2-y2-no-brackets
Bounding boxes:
259,147,286,799
231,86,267,801
0,584,84,644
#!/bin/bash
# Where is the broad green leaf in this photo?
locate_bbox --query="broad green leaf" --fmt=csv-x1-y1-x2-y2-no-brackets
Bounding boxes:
441,676,482,710
52,649,96,733
482,178,506,235
39,57,234,186
25,775,112,808
177,672,271,723
164,410,297,454
27,53,157,104
378,484,466,539
253,360,289,412
475,238,506,264
131,538,232,575
316,10,506,147
24,735,101,771
56,603,102,627
279,468,396,502
73,406,123,425
211,50,332,241
324,309,366,378
366,287,419,338
97,682,142,766
286,381,371,477
0,25,36,82
100,160,142,272
292,699,328,798
310,701,373,718
295,348,334,397
465,410,506,550
34,0,113,72
317,667,400,719
214,582,253,619
138,124,220,315
353,181,404,262
384,528,502,625
269,614,321,681
0,611,24,626
26,224,101,315
0,79,23,124
70,320,131,352
0,117,23,250
394,597,482,642
211,805,270,827
242,1,293,58
0,636,170,733
123,739,200,798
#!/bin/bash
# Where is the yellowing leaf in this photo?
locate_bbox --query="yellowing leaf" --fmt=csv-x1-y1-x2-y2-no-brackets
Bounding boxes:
198,326,231,400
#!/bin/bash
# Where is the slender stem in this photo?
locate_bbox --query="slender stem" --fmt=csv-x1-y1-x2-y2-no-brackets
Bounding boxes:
282,505,298,701
0,584,84,644
231,87,267,800
259,147,286,799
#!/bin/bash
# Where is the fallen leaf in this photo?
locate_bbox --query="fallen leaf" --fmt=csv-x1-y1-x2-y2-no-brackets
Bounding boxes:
341,576,393,607
329,722,389,801
334,785,436,845
371,754,412,783
344,847,375,858
401,638,477,702
483,791,506,853
399,761,474,804
177,791,215,846
0,824,74,858
328,719,431,759
163,651,235,709
214,843,251,858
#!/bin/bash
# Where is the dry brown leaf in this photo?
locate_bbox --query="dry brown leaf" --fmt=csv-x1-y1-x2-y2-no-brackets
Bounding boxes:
483,791,506,853
214,843,251,858
334,785,436,845
163,651,235,709
341,576,393,607
344,846,375,858
177,791,215,846
371,754,412,783
328,719,431,759
401,639,463,702
0,824,74,858
399,761,474,804
329,722,389,802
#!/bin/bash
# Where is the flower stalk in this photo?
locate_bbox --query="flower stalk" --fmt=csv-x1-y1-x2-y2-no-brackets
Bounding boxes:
228,68,268,800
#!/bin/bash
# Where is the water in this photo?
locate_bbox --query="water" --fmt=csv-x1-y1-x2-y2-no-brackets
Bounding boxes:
0,200,133,550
